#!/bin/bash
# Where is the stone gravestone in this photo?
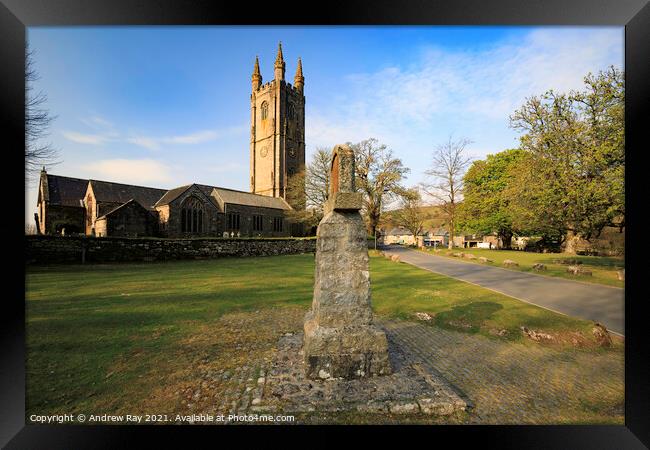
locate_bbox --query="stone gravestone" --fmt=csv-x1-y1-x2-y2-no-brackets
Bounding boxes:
303,144,392,379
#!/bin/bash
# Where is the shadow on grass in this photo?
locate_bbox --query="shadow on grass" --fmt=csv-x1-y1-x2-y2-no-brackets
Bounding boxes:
434,302,503,333
545,256,624,269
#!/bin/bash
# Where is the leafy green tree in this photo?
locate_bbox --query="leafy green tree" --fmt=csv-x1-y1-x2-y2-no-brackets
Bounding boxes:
507,66,624,253
457,149,526,249
350,138,410,237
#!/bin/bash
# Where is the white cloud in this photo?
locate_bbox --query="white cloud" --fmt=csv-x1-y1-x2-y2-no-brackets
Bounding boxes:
80,159,174,185
61,131,112,145
306,28,623,154
125,130,219,150
63,124,246,151
126,136,161,151
80,115,114,129
165,130,219,144
126,126,246,150
66,116,118,144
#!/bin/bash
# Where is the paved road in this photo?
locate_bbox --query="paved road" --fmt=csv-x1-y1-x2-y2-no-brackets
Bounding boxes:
383,246,625,335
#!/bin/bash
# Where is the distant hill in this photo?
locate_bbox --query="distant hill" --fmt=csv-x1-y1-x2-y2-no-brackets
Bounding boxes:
380,205,447,232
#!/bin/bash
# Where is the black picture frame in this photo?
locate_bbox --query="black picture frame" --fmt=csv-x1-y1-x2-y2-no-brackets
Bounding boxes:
2,0,648,447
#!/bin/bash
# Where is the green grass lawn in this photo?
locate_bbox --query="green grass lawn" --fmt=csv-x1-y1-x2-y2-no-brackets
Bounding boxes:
25,252,621,419
416,247,624,287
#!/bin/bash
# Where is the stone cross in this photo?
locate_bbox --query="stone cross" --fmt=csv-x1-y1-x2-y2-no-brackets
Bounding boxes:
303,144,392,379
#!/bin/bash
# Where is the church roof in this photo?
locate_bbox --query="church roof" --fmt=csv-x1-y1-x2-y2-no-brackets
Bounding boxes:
96,198,150,220
44,174,89,207
89,180,167,210
155,183,291,211
211,187,292,210
153,185,192,207
195,184,226,209
154,184,220,209
40,172,292,213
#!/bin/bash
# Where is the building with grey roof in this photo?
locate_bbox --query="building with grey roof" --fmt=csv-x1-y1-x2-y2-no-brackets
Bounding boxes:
36,170,301,237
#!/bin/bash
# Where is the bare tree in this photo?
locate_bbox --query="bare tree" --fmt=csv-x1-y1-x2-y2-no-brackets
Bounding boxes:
305,147,331,214
284,169,311,234
422,136,473,249
351,138,410,237
285,168,306,210
25,46,59,177
284,148,332,234
392,188,426,246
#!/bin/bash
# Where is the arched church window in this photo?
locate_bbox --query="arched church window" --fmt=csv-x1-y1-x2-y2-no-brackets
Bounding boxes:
261,101,269,120
288,103,295,120
181,196,205,233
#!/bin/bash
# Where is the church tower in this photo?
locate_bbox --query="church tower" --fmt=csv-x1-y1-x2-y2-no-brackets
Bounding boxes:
249,42,305,209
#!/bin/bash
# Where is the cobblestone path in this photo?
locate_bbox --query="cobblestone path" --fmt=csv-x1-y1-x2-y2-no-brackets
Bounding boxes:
173,309,622,424
384,320,624,424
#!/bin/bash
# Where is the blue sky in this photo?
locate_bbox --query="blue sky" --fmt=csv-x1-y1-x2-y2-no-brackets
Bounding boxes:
25,26,623,225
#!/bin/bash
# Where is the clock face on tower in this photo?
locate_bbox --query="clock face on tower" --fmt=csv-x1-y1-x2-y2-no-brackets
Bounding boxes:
260,145,269,157
288,147,296,158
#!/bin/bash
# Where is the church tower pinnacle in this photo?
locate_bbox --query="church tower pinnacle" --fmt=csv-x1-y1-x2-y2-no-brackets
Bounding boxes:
294,57,304,92
274,42,285,81
252,56,262,91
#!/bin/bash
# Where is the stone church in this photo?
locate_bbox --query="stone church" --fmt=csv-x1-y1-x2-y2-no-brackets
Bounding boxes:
36,43,306,238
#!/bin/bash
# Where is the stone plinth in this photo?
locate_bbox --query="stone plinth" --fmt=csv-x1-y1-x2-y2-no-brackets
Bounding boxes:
259,331,467,416
303,144,391,380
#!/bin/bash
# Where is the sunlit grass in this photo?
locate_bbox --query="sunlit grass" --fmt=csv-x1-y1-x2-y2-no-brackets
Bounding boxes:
26,253,621,418
416,247,624,287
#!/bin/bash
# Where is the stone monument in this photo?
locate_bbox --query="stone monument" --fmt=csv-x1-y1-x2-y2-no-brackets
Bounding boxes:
303,144,392,379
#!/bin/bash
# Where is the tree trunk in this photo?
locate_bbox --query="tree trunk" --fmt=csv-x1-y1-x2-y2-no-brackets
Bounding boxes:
370,213,380,238
564,229,581,254
448,221,454,249
499,230,513,250
368,201,380,238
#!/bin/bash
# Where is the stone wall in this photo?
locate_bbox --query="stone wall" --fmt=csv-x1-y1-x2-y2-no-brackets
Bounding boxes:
221,203,290,238
97,201,158,238
26,235,316,265
41,205,85,235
